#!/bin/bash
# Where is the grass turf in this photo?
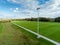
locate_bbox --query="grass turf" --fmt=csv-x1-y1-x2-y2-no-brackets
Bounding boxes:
0,22,42,45
13,22,54,45
13,21,60,43
0,23,4,33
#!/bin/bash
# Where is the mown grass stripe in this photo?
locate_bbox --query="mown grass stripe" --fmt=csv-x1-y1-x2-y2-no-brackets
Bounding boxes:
13,21,60,42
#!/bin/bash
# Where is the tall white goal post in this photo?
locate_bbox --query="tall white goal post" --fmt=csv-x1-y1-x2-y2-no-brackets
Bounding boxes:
36,8,40,38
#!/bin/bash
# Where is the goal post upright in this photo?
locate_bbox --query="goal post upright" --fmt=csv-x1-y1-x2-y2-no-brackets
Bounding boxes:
36,8,40,38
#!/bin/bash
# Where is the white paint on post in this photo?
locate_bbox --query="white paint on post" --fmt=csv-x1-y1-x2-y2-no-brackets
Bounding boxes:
12,22,60,45
37,8,40,38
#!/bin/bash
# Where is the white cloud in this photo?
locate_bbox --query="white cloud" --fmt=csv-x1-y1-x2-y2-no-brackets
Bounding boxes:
38,0,60,18
7,0,39,10
10,8,20,13
10,7,38,18
8,0,60,18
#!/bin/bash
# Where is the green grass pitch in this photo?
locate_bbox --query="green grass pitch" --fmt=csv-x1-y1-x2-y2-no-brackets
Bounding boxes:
0,22,41,45
13,21,60,44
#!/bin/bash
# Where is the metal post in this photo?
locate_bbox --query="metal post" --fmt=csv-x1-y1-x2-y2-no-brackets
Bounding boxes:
36,8,40,38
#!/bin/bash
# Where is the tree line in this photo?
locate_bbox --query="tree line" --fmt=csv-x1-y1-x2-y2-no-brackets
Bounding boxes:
23,17,60,22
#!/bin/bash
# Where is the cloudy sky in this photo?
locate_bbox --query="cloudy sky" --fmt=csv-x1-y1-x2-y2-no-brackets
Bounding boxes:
0,0,60,19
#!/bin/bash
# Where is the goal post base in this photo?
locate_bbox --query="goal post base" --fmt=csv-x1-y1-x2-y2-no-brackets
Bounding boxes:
37,35,41,38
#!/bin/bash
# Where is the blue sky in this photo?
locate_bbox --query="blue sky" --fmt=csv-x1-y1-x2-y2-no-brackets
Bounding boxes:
0,0,60,19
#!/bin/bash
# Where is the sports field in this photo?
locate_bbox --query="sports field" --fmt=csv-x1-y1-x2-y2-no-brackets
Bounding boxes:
0,22,41,45
13,21,60,44
0,21,59,45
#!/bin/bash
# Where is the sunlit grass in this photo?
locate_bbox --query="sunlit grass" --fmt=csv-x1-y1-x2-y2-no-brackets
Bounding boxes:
0,22,41,45
13,21,60,42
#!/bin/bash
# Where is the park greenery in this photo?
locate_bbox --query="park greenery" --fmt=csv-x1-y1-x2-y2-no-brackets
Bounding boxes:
23,17,60,22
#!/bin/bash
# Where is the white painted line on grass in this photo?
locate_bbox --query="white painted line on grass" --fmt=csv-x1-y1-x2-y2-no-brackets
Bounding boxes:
12,22,60,45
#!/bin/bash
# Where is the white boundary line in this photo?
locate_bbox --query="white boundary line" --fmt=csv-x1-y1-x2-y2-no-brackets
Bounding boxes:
12,22,60,45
